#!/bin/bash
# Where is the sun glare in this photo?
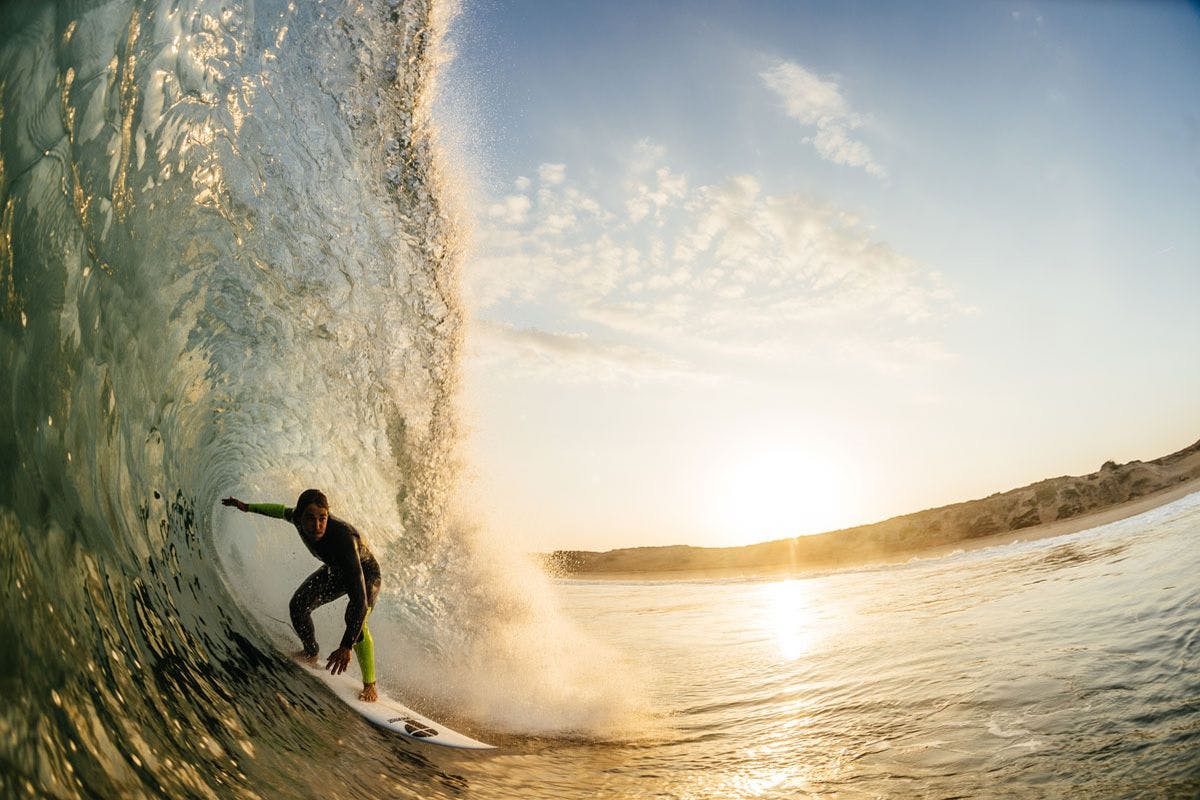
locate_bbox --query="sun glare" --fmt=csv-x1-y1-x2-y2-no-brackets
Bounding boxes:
715,447,850,546
761,578,826,661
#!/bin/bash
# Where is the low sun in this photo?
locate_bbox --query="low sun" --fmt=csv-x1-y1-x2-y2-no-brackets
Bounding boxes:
715,448,851,546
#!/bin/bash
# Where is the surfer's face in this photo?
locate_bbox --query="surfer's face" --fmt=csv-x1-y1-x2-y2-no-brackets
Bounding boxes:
300,503,329,539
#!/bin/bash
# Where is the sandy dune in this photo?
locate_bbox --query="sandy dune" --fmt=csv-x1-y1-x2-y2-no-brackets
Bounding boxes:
545,439,1200,578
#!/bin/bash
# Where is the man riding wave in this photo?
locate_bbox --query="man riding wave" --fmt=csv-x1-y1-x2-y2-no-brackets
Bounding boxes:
222,489,381,702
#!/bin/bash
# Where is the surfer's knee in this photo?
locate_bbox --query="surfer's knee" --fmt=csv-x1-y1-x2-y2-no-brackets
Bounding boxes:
288,590,310,618
365,574,381,608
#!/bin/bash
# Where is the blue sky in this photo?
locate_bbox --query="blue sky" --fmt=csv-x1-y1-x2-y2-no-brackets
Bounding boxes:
441,1,1200,551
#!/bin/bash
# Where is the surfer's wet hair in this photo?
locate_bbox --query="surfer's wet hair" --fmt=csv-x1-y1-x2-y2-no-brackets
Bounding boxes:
296,489,329,513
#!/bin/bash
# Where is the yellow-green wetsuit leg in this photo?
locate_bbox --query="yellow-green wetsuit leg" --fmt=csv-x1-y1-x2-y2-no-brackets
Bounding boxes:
353,609,375,684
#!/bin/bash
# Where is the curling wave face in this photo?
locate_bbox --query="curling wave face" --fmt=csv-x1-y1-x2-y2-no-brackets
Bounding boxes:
0,1,484,797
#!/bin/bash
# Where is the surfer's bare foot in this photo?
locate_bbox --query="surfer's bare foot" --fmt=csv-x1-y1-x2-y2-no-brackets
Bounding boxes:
293,650,319,667
358,683,377,702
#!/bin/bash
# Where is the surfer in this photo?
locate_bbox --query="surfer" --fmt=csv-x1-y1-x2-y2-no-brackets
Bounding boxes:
221,489,381,702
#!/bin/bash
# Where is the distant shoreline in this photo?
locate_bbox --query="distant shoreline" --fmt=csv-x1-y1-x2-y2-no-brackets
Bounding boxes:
542,439,1200,580
885,478,1198,563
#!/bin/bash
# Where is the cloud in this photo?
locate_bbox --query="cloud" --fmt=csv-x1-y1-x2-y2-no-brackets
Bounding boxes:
621,139,688,223
626,167,688,223
538,163,567,185
760,60,886,178
467,142,965,381
469,320,704,383
487,193,531,225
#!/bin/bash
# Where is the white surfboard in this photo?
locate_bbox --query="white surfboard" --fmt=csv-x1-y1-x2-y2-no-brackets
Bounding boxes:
297,661,495,750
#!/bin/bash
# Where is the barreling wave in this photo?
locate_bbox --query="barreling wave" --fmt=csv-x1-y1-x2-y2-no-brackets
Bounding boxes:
0,1,647,797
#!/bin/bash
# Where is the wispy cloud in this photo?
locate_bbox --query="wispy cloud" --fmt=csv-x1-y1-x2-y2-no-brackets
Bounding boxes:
759,60,886,178
467,146,965,383
538,163,567,185
470,320,704,383
624,138,688,224
487,194,532,225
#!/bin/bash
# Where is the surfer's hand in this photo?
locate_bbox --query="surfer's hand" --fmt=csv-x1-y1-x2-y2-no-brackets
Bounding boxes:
326,646,352,675
221,497,248,512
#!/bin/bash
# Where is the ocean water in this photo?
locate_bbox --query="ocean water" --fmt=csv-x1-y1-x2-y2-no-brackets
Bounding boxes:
533,493,1200,799
3,1,1199,798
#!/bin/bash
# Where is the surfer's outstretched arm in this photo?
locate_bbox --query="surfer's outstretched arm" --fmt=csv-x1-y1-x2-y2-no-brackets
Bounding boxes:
221,497,291,520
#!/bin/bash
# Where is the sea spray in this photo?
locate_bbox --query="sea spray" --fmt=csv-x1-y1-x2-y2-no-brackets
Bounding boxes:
198,0,656,738
381,511,657,737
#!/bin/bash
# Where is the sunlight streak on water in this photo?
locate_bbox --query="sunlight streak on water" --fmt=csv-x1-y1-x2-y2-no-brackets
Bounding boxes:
758,578,827,661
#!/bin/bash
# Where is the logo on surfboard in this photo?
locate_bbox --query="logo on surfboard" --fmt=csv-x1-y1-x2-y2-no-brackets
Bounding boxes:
388,716,438,738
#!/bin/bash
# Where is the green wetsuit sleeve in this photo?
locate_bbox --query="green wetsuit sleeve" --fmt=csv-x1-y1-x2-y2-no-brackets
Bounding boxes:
246,503,290,520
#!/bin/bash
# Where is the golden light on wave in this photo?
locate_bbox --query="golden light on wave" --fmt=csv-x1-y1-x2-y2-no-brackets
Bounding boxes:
761,578,824,661
722,765,797,797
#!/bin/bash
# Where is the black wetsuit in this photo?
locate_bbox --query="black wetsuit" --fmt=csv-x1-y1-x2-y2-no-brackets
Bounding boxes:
257,506,381,657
